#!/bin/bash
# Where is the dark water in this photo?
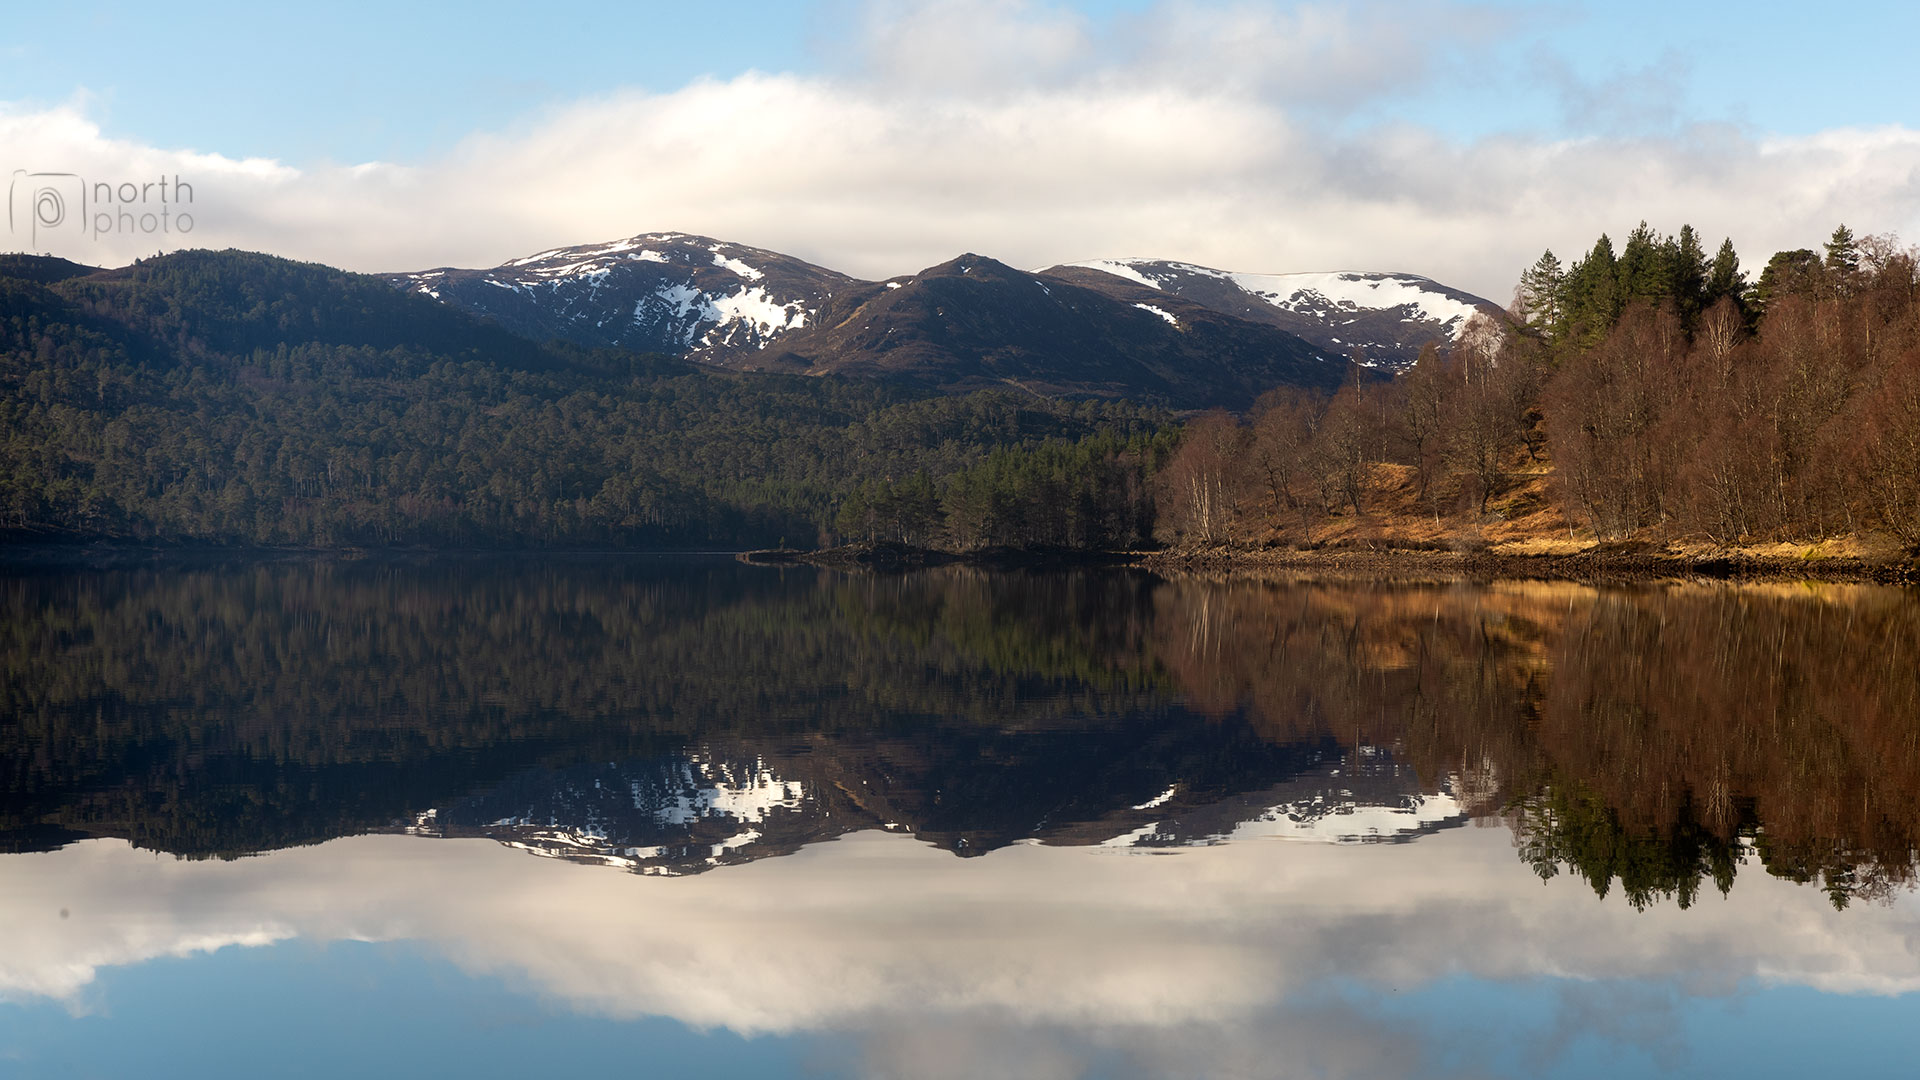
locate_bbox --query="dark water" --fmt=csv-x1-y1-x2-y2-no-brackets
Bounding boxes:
3,556,1919,1078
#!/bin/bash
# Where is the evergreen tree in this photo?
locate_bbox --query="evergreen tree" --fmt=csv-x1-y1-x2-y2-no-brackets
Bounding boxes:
1825,224,1861,296
1562,234,1621,348
1752,248,1823,315
1616,221,1669,307
1514,250,1567,339
1705,238,1746,304
1670,224,1709,329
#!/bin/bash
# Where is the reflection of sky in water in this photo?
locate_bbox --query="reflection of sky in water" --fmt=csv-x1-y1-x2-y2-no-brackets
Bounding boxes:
6,562,1920,1076
4,826,1918,1078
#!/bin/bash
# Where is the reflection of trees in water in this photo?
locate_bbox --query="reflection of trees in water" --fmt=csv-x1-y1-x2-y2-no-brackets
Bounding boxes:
4,559,1918,906
0,560,1188,858
1506,780,1743,911
1152,576,1920,907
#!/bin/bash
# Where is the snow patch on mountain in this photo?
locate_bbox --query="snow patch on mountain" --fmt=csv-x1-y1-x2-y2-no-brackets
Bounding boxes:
645,283,809,349
1069,260,1165,290
710,247,766,281
1230,271,1482,338
1134,303,1179,327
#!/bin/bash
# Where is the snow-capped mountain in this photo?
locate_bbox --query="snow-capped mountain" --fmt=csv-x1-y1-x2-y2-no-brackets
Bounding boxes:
1042,259,1502,368
388,233,856,360
735,253,1354,409
395,241,1359,408
389,234,1499,402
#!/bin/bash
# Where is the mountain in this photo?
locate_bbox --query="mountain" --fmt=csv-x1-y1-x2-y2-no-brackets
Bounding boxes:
388,232,856,359
729,253,1356,408
1,248,1171,550
9,249,567,371
1042,259,1503,368
392,239,1365,408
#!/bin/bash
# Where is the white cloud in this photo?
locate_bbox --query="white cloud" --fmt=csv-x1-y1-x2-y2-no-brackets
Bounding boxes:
2,2,1918,300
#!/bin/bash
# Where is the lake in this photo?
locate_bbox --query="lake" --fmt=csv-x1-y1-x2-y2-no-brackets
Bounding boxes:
3,555,1918,1078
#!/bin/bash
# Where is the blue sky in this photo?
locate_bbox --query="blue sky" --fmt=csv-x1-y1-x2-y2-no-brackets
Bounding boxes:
7,0,1915,164
3,1,1917,293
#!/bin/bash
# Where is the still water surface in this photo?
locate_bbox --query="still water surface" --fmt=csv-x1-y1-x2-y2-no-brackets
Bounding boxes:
3,556,1918,1078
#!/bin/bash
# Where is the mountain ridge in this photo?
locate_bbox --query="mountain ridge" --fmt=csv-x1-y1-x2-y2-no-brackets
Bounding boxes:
385,234,1501,384
731,252,1358,408
386,237,1441,408
1041,258,1503,368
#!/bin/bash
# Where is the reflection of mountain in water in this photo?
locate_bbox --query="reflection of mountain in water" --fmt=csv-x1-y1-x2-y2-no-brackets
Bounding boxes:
415,754,823,874
4,556,1918,907
408,741,1468,875
1099,749,1469,850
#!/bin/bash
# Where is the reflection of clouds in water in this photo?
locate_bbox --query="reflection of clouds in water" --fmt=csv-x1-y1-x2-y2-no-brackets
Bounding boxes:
2,828,1918,1075
1526,981,1687,1075
840,1006,1439,1080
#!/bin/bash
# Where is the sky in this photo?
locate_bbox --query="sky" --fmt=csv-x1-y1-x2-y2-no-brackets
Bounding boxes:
3,0,1918,298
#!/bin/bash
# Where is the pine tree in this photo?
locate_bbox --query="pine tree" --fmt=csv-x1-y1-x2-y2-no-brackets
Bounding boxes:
1514,250,1567,339
1824,224,1861,296
1824,224,1860,273
1563,234,1620,348
1753,248,1823,315
1705,238,1745,303
1670,225,1709,329
1617,221,1669,307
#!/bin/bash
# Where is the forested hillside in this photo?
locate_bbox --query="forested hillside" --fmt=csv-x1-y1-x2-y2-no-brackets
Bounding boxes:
0,251,1171,549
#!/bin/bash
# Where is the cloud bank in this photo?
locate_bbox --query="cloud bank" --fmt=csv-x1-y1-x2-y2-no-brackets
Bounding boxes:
3,1,1918,299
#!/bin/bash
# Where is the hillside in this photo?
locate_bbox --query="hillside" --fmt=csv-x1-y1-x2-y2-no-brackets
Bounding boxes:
1137,223,1920,576
0,249,1171,550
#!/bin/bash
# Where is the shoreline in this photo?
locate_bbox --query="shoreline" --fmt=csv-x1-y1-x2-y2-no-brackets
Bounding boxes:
4,539,1910,585
1133,546,1920,585
750,542,1920,585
